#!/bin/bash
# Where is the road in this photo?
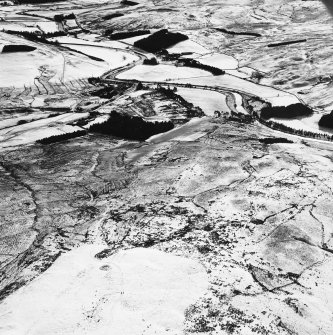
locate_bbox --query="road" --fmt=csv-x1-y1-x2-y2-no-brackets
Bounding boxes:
56,37,333,143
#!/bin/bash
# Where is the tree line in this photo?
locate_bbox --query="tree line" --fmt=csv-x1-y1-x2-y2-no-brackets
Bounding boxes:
259,137,293,144
255,103,333,140
177,58,225,76
258,117,333,141
37,130,87,145
4,30,65,43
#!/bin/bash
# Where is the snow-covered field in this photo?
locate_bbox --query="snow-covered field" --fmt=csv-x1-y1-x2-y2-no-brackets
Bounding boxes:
0,49,109,87
0,15,60,34
118,64,300,106
117,64,211,82
176,87,229,115
0,112,52,130
0,33,110,88
195,53,239,70
120,34,151,45
225,67,255,79
174,74,300,107
233,92,248,114
34,21,60,34
271,113,333,136
0,246,208,335
52,36,126,50
62,43,139,69
0,50,56,87
0,113,88,148
147,117,209,144
0,22,40,33
167,39,209,55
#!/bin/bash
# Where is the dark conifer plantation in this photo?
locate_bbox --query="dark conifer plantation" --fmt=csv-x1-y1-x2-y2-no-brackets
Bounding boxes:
319,111,333,129
134,29,189,53
89,111,174,141
260,103,313,119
